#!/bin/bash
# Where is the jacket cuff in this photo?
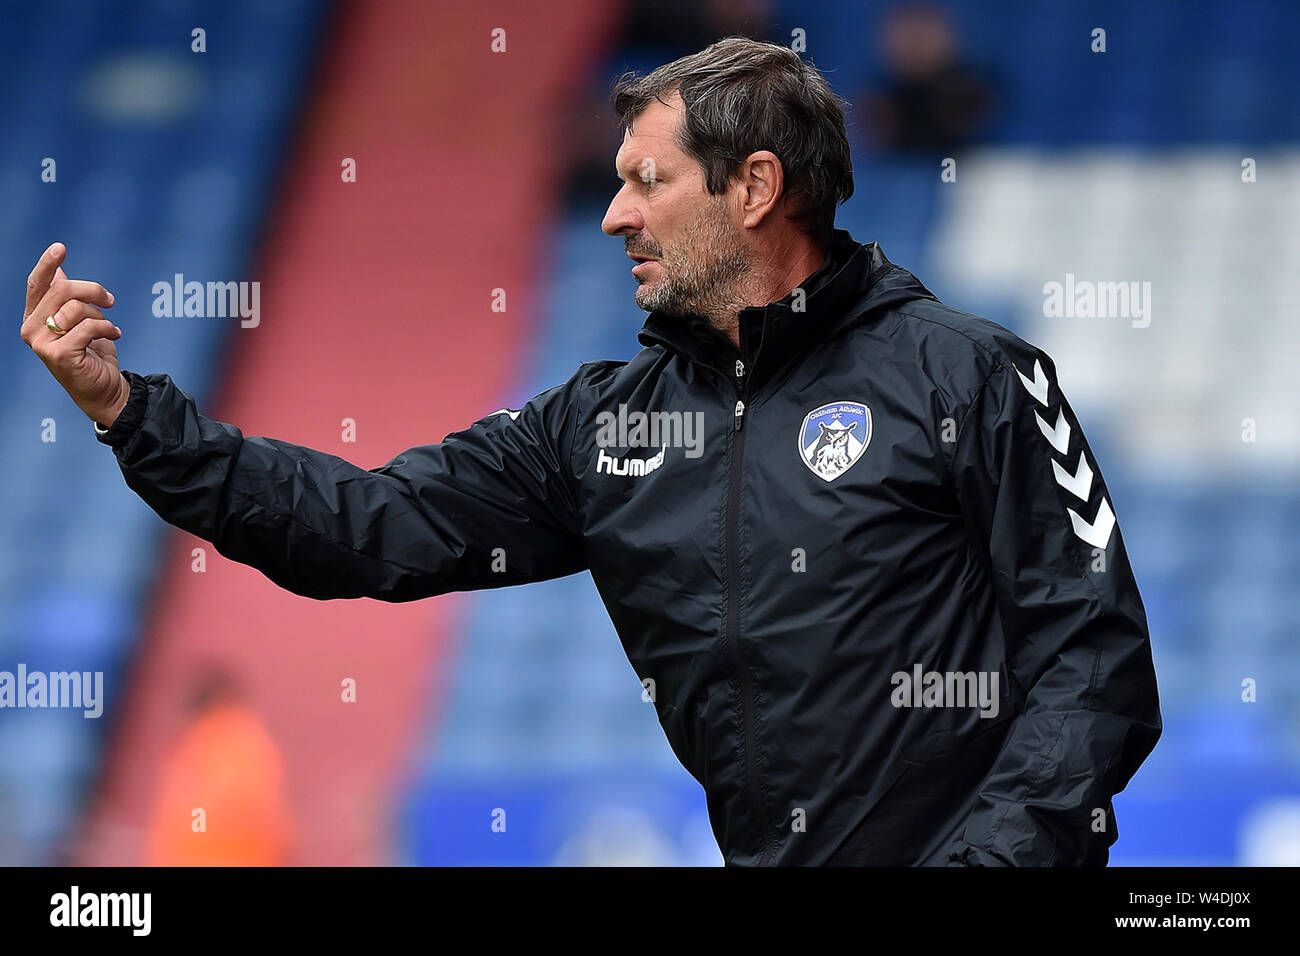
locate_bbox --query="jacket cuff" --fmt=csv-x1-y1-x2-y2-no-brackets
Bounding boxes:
93,370,150,447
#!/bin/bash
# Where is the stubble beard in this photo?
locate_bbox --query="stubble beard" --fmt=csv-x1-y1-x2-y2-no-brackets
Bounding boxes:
633,200,751,329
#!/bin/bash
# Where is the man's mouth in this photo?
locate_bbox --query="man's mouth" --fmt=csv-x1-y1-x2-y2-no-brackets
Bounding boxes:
627,252,658,276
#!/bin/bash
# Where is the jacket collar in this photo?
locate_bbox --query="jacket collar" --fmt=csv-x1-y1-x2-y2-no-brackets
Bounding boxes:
636,228,936,391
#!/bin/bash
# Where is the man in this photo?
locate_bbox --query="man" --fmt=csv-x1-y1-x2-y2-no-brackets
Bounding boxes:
20,37,1160,866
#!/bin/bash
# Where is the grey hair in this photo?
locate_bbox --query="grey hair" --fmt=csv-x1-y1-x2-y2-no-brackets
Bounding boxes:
611,36,854,247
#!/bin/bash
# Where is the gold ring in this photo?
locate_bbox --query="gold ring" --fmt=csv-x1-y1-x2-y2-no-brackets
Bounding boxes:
45,315,66,336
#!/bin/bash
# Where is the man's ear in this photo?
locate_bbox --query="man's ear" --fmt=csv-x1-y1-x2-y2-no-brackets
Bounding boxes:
739,150,784,229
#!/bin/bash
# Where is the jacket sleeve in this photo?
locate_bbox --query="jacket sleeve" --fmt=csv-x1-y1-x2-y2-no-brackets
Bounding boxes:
945,343,1162,866
95,368,589,601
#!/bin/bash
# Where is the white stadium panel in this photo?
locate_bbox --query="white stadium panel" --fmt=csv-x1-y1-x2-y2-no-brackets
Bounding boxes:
931,150,1300,479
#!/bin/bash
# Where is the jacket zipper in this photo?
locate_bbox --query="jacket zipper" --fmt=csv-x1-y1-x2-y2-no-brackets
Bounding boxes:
725,355,772,864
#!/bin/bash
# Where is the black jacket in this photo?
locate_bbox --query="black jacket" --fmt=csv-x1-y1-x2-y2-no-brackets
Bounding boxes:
95,229,1161,866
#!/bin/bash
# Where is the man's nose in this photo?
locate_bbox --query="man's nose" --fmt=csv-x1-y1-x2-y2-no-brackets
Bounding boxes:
601,187,643,237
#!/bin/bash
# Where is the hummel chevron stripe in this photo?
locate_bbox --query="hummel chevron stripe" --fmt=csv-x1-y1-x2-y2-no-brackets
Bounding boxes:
1051,451,1093,501
1015,359,1050,406
1034,408,1071,454
1015,360,1114,550
1068,498,1115,549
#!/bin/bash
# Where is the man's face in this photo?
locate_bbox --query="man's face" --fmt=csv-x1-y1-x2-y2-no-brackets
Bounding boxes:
601,92,750,317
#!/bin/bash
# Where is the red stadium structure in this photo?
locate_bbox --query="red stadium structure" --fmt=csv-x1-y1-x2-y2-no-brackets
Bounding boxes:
79,0,618,865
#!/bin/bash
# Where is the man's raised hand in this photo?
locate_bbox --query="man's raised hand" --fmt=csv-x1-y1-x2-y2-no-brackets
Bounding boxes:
20,242,130,428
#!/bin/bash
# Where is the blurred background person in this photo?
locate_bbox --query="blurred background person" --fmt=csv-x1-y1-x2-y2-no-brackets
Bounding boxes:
861,3,996,153
145,668,293,866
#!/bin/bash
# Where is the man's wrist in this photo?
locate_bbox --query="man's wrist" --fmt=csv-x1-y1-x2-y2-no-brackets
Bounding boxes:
91,373,132,429
92,370,149,446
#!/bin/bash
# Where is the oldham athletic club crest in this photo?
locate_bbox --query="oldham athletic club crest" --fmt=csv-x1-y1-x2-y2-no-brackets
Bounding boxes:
798,401,871,481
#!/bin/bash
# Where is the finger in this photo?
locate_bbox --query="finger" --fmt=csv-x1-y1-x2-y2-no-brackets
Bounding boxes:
25,243,66,319
43,299,106,340
48,278,115,310
55,317,121,355
29,279,115,336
